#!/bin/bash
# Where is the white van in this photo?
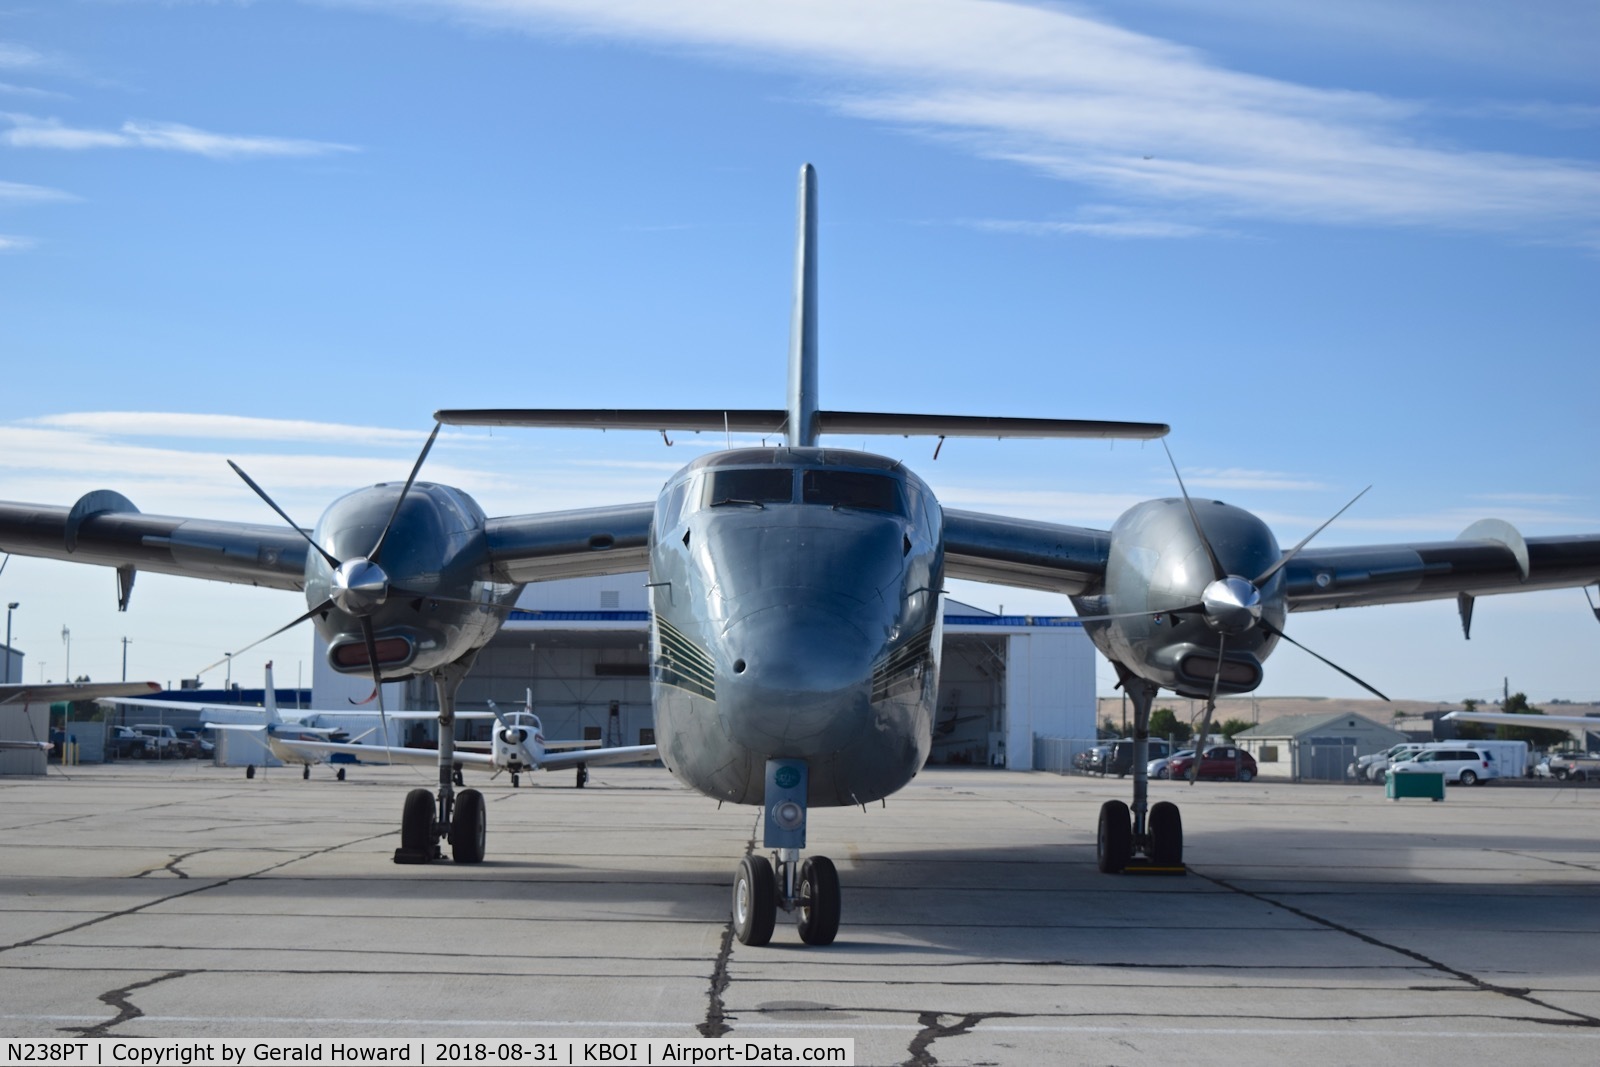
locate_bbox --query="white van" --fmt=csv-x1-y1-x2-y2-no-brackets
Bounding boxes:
1389,747,1498,785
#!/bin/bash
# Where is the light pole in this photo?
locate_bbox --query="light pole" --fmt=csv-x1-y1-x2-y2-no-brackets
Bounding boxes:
3,602,15,684
61,625,71,683
225,652,232,689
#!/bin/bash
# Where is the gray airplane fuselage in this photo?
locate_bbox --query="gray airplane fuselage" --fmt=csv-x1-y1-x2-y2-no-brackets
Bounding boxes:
648,447,944,807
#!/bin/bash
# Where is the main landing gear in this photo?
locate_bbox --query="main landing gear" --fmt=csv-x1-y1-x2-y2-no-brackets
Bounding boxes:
393,654,486,865
731,759,842,947
1096,667,1186,875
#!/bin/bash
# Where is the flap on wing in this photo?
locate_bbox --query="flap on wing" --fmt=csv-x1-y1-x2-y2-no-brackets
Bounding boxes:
942,509,1110,595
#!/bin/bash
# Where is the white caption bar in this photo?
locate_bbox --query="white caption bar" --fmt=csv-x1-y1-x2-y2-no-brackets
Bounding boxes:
2,1040,854,1067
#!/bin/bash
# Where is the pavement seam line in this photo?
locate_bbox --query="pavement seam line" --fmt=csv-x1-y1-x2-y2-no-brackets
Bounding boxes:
1197,869,1600,1028
0,829,395,956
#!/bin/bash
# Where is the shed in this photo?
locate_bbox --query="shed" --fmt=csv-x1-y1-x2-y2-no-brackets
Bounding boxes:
1235,711,1407,781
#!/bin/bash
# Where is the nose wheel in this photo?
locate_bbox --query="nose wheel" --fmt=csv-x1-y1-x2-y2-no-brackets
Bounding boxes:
731,850,841,947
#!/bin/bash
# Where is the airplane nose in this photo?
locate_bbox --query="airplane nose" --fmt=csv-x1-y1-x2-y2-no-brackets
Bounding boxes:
718,604,877,754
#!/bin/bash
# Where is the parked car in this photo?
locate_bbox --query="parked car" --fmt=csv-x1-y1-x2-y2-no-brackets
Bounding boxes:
1388,747,1497,785
1100,738,1172,777
1547,752,1600,781
1166,745,1257,782
1149,749,1194,780
132,723,187,759
108,726,152,760
1351,742,1427,782
1073,745,1110,773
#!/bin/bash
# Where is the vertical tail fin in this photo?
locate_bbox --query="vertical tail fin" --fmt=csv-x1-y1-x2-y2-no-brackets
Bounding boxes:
263,662,281,725
786,163,819,447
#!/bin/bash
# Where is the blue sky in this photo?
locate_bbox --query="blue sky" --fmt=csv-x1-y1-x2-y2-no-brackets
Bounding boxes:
1,1,1596,704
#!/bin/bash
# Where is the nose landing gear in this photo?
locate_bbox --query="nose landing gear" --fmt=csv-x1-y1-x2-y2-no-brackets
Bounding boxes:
730,759,842,947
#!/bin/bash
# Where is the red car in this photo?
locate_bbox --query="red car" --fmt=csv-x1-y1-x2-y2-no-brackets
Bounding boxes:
1166,745,1257,782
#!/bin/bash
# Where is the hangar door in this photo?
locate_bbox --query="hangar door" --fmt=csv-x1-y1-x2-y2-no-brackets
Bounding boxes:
928,635,1007,766
404,633,655,748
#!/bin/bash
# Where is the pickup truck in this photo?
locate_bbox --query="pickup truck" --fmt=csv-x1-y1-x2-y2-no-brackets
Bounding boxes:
133,724,190,759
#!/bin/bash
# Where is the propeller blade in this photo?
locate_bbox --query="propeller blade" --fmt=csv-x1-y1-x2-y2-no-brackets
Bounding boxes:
1253,486,1371,588
196,598,334,676
228,460,342,571
1162,441,1226,583
358,616,394,749
369,422,442,566
1189,634,1224,785
1261,620,1390,701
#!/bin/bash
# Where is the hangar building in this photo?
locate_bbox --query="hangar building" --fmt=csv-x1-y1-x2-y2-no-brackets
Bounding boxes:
311,574,1096,770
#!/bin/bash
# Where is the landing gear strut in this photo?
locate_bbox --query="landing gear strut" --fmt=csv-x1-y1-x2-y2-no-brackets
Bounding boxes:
393,653,486,865
731,759,841,947
1097,666,1186,874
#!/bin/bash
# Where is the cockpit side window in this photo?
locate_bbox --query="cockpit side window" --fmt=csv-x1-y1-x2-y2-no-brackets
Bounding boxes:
801,469,907,516
657,478,692,531
703,468,794,508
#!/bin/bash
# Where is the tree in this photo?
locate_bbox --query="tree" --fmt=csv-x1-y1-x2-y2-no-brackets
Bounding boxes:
1149,707,1191,745
1099,717,1122,739
1217,718,1254,740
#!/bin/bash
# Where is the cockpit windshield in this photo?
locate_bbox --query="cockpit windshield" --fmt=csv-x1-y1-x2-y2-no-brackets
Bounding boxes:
802,469,907,516
703,468,794,508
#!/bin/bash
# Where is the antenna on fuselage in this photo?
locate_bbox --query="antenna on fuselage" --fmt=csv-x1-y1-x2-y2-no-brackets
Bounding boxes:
787,163,819,448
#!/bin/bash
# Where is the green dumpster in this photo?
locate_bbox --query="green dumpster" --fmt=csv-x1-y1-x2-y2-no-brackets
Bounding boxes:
1386,770,1445,801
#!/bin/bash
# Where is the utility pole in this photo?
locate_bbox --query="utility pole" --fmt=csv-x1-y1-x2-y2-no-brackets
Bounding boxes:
61,626,71,683
3,602,15,684
121,637,131,681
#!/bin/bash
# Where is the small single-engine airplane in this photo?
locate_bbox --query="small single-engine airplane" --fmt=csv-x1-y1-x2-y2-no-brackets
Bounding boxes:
2,165,1598,947
258,688,657,798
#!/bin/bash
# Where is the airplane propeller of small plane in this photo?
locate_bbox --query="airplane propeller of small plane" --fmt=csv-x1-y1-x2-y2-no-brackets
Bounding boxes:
3,164,1599,946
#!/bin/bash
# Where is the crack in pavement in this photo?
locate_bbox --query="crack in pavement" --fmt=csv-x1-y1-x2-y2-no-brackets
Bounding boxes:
903,1011,1023,1067
131,849,212,880
1196,869,1600,1029
59,970,195,1037
698,814,762,1039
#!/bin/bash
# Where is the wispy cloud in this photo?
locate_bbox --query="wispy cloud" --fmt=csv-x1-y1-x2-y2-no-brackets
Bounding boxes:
28,412,438,447
1,113,358,159
0,234,36,252
966,214,1221,241
372,0,1600,244
1185,468,1330,492
0,178,74,203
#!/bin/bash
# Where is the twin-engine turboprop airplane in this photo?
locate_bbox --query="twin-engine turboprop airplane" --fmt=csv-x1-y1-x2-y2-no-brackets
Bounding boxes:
2,165,1599,947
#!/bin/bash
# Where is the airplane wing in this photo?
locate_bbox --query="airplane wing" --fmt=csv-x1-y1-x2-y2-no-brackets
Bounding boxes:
436,408,1169,441
259,736,496,770
1284,531,1600,612
1,681,162,706
940,510,1600,612
1443,711,1600,729
536,744,658,772
0,493,657,600
942,510,1110,594
0,493,309,592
